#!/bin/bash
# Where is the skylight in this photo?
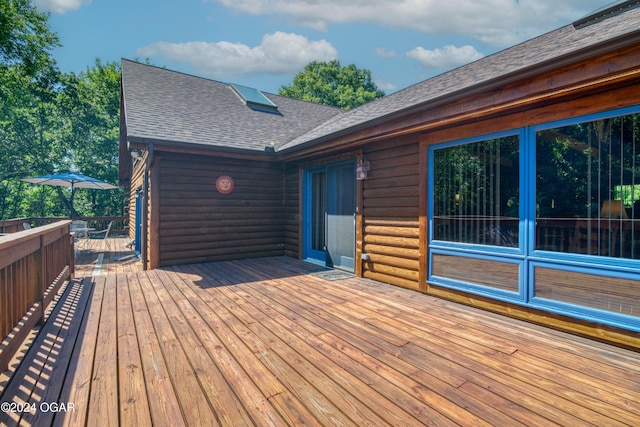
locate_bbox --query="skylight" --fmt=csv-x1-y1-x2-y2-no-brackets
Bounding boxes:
573,0,640,29
229,83,279,114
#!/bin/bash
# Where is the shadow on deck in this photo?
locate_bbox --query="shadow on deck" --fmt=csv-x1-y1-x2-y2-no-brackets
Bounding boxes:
73,236,142,277
1,255,640,426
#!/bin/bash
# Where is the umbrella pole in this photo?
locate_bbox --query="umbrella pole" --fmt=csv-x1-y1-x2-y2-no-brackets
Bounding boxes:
70,184,75,218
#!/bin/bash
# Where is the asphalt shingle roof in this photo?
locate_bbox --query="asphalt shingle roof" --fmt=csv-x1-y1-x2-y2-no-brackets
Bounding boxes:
121,59,345,153
279,5,640,151
122,5,640,155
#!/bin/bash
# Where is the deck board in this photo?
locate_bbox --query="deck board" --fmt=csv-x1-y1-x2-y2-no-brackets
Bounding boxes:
116,273,151,427
73,236,142,278
126,272,184,427
87,274,119,427
1,255,640,426
137,271,221,427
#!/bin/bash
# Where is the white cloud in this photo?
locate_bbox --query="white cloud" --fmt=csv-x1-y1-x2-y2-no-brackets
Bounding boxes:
406,45,484,70
34,0,92,14
136,32,338,78
375,48,396,58
209,0,605,47
374,78,398,93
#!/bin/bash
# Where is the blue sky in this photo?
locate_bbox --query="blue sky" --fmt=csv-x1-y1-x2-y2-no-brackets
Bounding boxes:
38,0,610,94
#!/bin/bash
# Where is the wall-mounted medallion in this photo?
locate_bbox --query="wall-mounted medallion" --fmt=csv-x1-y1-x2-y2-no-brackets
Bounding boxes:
216,175,235,195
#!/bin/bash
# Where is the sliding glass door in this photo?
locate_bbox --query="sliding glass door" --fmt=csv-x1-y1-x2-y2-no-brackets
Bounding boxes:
304,161,356,271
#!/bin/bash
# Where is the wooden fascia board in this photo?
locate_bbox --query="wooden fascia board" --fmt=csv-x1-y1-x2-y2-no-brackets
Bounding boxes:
280,34,640,160
121,33,640,165
118,86,131,187
420,80,640,147
282,60,640,161
127,137,277,162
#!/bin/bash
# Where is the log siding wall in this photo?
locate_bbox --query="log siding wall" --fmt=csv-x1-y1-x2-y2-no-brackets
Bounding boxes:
128,157,145,242
123,41,640,349
282,140,421,289
362,139,421,290
283,162,301,258
156,153,285,266
128,155,149,267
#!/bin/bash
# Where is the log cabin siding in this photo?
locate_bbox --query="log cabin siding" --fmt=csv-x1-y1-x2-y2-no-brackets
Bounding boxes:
128,157,145,242
120,13,640,350
156,153,285,266
418,80,640,348
283,162,300,258
361,139,421,290
127,155,151,268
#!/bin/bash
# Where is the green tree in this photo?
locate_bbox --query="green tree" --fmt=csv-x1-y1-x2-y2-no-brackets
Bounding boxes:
0,0,62,218
57,60,125,217
279,60,385,110
0,0,59,76
1,60,125,220
0,1,124,219
0,66,75,218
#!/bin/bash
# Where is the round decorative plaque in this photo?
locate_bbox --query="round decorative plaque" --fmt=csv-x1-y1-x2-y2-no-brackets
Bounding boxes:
215,175,235,195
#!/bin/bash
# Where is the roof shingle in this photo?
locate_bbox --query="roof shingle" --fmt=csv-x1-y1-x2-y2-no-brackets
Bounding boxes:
121,60,345,152
279,6,640,151
122,5,640,155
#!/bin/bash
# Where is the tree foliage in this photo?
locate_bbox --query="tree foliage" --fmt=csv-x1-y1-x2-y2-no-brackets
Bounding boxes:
56,60,125,217
279,60,385,110
1,1,124,220
0,0,59,76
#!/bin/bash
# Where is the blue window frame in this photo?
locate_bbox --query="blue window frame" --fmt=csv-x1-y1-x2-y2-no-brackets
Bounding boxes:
530,106,640,267
430,129,526,255
428,105,640,332
134,187,143,257
429,129,527,304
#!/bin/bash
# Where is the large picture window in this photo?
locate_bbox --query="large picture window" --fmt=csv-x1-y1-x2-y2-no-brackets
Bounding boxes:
536,113,640,259
433,135,520,248
429,107,640,332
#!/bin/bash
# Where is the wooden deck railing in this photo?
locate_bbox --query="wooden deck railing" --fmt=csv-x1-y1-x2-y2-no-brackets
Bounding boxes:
0,216,129,236
0,216,127,235
0,220,74,372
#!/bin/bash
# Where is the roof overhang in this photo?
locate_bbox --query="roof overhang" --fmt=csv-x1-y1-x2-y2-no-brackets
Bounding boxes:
126,136,278,161
277,27,640,159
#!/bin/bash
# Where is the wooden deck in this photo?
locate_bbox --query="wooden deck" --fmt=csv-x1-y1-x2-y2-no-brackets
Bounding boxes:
1,250,640,425
73,236,142,277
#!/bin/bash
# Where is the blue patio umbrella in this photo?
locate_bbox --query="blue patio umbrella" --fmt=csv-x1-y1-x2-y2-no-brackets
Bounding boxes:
21,172,118,217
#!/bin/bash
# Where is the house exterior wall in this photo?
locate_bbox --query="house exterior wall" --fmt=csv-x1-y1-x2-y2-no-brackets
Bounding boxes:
128,153,150,268
277,44,640,348
154,152,285,267
283,162,300,258
361,138,422,290
128,158,145,242
123,31,640,349
418,79,640,349
282,139,422,289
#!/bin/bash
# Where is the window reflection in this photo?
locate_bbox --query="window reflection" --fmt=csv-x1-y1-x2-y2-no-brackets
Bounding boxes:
536,114,640,258
433,135,520,247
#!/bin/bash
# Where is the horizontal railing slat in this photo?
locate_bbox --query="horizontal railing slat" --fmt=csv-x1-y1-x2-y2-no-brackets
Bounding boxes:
0,220,74,372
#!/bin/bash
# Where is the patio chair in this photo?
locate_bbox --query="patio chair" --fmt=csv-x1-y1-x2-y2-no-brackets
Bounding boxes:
88,221,113,250
70,220,88,238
